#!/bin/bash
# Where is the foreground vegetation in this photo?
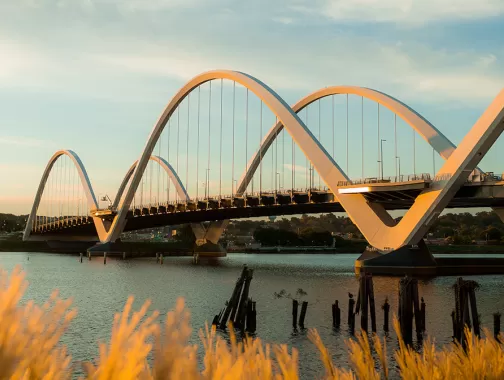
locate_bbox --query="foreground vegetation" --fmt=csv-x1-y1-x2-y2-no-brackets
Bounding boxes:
1,267,504,379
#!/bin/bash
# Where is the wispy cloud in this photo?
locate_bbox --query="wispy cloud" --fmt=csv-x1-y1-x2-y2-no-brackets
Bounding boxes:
0,136,48,147
291,0,504,25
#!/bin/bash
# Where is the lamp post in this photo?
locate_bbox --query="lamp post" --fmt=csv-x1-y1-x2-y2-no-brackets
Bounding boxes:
379,139,386,180
232,179,238,197
276,172,280,193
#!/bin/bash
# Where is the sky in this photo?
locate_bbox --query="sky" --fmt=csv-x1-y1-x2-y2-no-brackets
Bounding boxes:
0,0,503,215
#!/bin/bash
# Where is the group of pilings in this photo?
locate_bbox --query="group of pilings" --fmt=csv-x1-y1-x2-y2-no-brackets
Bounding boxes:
291,299,309,329
213,265,256,333
333,273,427,346
79,251,128,264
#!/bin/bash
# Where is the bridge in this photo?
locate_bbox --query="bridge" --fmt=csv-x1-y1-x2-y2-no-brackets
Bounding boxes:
23,70,504,274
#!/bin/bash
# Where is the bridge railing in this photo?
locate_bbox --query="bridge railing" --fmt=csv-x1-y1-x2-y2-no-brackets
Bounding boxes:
128,187,332,211
336,173,432,187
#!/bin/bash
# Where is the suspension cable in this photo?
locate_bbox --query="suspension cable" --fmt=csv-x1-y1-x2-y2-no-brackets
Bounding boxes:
394,113,397,177
186,93,190,197
332,95,335,159
219,78,223,198
346,94,349,176
377,103,380,179
319,99,321,188
196,86,200,199
158,127,161,205
176,106,180,202
207,80,211,198
259,99,262,197
361,96,364,179
305,107,308,189
245,88,249,194
232,81,236,196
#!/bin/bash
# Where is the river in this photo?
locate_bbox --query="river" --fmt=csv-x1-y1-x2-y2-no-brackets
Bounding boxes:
1,252,504,378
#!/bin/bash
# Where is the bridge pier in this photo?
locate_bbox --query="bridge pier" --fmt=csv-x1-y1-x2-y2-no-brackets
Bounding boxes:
355,240,437,276
193,241,227,259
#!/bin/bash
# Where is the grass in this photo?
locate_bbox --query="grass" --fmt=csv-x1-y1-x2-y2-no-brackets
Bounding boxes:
1,266,504,379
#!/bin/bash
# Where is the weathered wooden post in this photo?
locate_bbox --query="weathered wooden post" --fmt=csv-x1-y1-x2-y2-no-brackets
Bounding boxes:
292,299,299,329
359,273,369,331
411,279,422,338
453,278,480,344
420,297,426,331
160,253,164,265
451,310,457,339
367,274,377,333
235,269,254,329
156,252,159,263
382,297,390,332
103,252,107,265
398,276,413,345
348,293,355,333
88,251,91,261
299,301,308,328
218,266,248,329
79,252,83,263
122,252,126,260
332,300,341,328
494,312,501,341
245,299,257,334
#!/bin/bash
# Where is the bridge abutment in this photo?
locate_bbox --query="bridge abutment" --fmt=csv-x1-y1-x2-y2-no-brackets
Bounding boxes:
355,240,437,276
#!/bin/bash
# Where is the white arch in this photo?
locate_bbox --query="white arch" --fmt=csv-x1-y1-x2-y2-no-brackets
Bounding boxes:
23,150,101,241
113,155,208,241
236,86,458,196
113,155,189,209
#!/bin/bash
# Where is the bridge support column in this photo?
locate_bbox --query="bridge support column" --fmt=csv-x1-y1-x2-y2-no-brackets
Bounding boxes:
193,241,227,258
355,240,437,276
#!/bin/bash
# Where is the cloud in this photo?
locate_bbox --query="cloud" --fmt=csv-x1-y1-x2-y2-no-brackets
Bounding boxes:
0,136,48,147
290,0,504,25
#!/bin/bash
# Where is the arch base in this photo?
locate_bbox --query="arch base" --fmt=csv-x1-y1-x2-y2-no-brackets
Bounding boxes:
355,240,437,276
192,242,227,258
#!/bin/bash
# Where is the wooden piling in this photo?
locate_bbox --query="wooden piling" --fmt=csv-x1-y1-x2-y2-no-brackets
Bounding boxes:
359,274,369,332
156,252,159,263
219,266,247,329
420,297,426,331
451,310,457,339
79,252,83,263
299,301,308,329
348,294,355,333
411,279,422,338
332,300,341,328
235,269,254,329
453,278,480,343
160,254,164,265
398,276,413,345
494,312,501,341
292,299,299,329
245,299,257,333
367,274,377,333
88,251,91,261
103,252,107,265
122,252,126,260
382,297,390,332
468,288,480,337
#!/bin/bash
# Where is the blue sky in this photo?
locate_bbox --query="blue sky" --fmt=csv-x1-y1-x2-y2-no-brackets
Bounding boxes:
1,0,503,214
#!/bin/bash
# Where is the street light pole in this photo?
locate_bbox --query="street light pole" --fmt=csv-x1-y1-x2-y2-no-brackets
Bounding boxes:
396,156,401,180
380,139,386,180
276,172,280,193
